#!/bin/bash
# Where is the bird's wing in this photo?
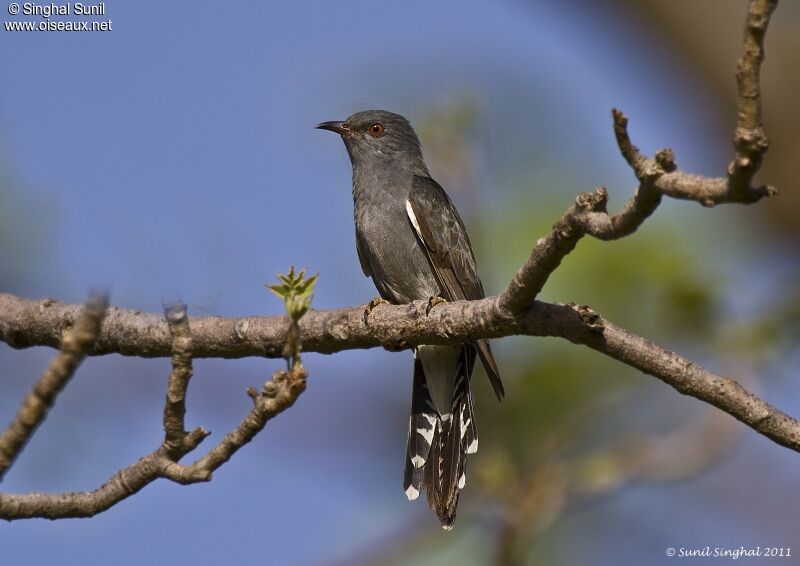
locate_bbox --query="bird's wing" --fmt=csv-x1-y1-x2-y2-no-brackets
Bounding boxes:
406,175,504,400
355,230,372,278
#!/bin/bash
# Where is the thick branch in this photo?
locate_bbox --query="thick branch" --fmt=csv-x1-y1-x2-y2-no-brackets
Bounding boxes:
0,294,108,480
2,294,798,455
575,309,800,452
0,292,511,357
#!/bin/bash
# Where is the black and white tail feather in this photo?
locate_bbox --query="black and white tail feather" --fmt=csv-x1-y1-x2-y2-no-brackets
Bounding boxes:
403,346,478,530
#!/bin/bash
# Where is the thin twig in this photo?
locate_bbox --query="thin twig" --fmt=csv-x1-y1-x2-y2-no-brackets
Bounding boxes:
161,365,307,484
498,0,778,311
728,0,777,197
0,294,108,481
161,303,209,457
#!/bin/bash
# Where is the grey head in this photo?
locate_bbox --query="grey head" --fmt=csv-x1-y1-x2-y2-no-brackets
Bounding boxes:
316,110,429,176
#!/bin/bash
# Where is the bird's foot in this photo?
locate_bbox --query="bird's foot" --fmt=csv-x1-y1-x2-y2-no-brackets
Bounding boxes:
363,297,391,325
425,295,448,316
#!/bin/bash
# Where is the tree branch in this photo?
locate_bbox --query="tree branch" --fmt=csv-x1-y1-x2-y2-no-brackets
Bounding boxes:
161,365,306,484
498,0,777,314
729,0,777,198
161,303,210,458
2,295,798,456
0,294,108,480
0,303,307,520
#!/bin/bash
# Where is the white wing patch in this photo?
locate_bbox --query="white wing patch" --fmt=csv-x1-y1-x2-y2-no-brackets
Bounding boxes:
405,485,420,500
405,199,423,240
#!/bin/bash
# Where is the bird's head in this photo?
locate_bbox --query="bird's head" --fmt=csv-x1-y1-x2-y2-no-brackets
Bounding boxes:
316,109,425,170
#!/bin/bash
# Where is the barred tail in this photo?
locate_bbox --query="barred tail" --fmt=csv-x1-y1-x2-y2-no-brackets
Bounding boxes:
403,346,477,530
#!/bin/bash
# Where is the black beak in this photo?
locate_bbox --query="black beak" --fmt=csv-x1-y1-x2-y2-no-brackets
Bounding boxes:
315,121,349,134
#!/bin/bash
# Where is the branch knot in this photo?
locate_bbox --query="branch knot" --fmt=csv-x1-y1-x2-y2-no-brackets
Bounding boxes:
569,303,605,333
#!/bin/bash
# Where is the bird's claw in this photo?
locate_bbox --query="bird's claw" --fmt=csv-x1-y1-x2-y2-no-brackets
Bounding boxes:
425,296,448,316
363,297,391,324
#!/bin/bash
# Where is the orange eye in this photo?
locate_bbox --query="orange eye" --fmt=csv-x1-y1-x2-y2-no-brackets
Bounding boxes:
368,123,385,137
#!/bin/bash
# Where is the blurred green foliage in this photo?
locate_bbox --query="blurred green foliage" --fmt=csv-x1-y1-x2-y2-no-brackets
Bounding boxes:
476,196,722,479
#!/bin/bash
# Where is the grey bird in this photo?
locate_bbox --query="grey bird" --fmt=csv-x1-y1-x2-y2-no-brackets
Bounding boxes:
317,110,503,529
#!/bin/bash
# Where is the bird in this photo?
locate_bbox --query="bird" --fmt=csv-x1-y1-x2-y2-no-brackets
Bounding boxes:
317,110,503,529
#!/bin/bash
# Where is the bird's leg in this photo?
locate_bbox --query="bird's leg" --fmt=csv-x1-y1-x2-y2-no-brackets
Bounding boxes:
363,297,391,324
425,295,448,316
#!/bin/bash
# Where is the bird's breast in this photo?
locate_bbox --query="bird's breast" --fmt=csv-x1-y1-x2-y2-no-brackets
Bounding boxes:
355,199,441,304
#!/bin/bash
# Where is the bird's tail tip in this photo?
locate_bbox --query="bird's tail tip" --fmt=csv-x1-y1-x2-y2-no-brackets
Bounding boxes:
438,507,458,530
404,346,476,532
